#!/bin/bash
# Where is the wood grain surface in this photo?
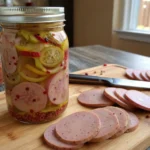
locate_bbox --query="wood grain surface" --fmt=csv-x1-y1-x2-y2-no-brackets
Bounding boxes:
69,45,150,72
0,64,150,150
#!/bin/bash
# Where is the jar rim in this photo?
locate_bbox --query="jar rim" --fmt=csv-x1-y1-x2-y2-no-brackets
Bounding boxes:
0,7,65,23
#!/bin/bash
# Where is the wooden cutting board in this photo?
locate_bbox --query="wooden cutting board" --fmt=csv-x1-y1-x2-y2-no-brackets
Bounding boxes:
0,64,150,150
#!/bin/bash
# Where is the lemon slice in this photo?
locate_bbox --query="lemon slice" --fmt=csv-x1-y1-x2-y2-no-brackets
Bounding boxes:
40,46,64,68
34,58,47,72
18,30,39,43
41,100,68,113
19,72,49,82
25,64,47,76
15,43,45,52
61,38,69,51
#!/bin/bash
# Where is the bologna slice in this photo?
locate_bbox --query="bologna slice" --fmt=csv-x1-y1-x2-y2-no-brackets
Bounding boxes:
132,70,143,81
146,70,150,80
126,69,134,79
44,124,83,150
104,88,133,110
125,90,150,111
114,88,135,110
106,106,129,138
140,71,150,81
90,108,119,142
77,89,114,108
47,71,69,105
2,32,18,74
126,112,139,133
11,82,47,112
55,111,100,144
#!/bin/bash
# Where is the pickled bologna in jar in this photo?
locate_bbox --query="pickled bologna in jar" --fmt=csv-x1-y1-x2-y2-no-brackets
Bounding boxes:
0,7,69,123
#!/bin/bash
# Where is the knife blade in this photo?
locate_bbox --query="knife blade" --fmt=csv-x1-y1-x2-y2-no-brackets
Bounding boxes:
69,74,150,89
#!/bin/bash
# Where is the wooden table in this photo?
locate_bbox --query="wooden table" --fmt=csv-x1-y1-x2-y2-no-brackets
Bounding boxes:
69,45,150,150
0,45,150,150
69,45,150,72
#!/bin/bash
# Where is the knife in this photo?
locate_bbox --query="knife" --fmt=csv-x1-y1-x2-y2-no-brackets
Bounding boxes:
69,74,150,89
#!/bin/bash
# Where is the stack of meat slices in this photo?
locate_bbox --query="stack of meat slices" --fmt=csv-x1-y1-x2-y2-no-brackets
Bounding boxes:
77,88,150,111
44,107,139,150
44,111,100,150
43,88,150,149
126,68,150,81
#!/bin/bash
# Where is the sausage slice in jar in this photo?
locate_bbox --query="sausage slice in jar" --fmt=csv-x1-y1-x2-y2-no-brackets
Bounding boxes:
1,32,18,74
11,82,47,113
47,71,68,105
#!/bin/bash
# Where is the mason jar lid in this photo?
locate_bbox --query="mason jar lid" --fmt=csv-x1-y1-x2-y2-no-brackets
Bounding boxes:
0,7,65,23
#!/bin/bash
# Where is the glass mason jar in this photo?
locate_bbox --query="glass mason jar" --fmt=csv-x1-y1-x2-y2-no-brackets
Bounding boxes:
0,7,69,123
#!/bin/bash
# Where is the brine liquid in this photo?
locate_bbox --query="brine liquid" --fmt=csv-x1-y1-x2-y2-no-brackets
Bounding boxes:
1,27,69,123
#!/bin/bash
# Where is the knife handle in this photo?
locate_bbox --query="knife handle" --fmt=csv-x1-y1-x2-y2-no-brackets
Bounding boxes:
69,74,112,85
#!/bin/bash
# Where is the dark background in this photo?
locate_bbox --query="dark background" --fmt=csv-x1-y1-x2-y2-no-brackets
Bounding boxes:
49,0,74,47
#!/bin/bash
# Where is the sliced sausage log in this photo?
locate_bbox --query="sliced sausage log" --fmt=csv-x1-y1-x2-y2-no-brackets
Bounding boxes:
44,124,83,150
114,88,135,110
146,70,150,80
125,90,150,111
104,88,134,111
140,71,150,81
126,69,134,79
55,111,101,144
90,108,119,142
132,70,143,81
106,106,129,138
77,89,114,108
